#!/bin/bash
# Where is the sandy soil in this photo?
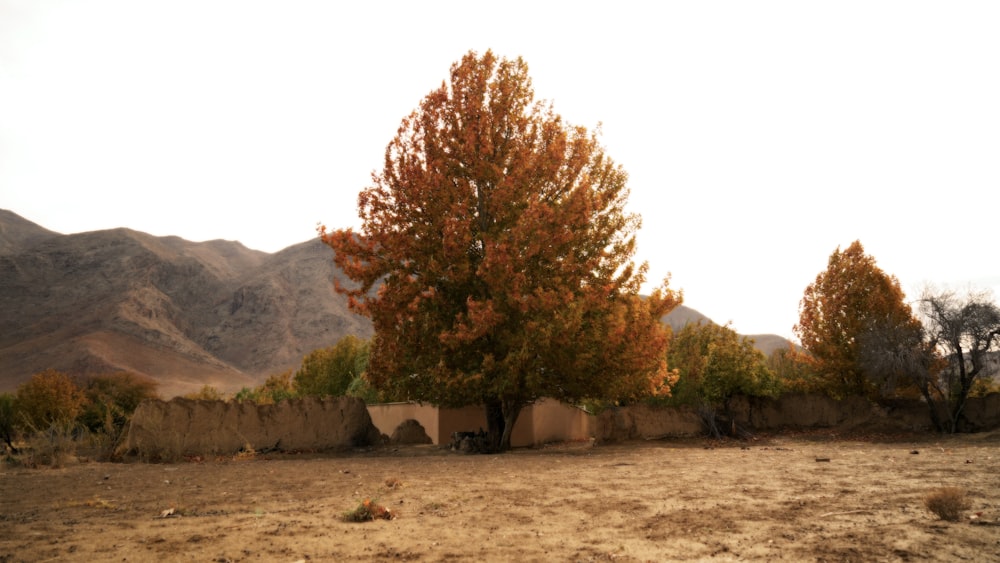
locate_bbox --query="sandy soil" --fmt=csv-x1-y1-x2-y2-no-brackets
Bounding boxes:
2,432,999,562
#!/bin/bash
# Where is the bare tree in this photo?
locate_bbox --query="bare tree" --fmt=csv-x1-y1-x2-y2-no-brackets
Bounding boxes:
919,288,1000,432
857,319,944,431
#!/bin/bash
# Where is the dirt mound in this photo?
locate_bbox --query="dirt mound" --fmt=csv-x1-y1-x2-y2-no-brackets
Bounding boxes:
120,396,381,459
389,419,432,445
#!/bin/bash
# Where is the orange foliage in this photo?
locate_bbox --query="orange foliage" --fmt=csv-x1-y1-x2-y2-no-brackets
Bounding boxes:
15,369,87,429
321,50,679,446
794,241,922,398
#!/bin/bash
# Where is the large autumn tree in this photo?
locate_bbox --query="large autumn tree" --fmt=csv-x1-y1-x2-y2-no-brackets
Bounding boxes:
322,50,680,451
794,240,922,398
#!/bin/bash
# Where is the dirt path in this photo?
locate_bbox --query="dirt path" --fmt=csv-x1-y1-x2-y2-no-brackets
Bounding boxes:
2,434,999,562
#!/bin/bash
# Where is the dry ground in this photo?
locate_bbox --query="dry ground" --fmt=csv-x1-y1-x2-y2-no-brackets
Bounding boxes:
2,432,999,562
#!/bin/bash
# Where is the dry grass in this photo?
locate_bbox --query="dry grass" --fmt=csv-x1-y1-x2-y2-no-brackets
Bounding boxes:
924,487,972,522
3,437,999,561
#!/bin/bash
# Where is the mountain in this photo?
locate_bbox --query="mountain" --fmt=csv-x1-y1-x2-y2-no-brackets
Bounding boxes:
0,208,59,254
0,210,791,397
0,211,369,397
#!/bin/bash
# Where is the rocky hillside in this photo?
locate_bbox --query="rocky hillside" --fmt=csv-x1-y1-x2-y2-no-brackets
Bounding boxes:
0,211,369,397
0,210,791,397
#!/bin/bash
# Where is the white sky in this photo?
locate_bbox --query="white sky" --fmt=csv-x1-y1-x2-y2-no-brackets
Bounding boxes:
2,1,998,339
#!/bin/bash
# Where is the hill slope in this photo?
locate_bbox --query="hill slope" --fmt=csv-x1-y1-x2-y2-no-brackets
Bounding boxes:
0,211,369,397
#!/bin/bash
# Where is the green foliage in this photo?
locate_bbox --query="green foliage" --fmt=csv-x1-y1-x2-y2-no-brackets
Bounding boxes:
665,323,778,407
663,322,778,437
346,374,380,404
293,336,369,398
342,498,393,522
15,369,87,431
237,370,298,404
78,371,159,434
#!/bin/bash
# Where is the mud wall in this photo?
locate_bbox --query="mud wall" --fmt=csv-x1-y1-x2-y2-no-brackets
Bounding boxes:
367,402,443,444
522,398,594,446
121,396,382,458
368,399,593,447
595,404,702,444
597,393,1000,442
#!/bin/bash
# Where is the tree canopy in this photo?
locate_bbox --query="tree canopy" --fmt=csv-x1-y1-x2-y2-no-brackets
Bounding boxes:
666,322,777,436
293,335,370,398
794,240,921,398
322,50,679,451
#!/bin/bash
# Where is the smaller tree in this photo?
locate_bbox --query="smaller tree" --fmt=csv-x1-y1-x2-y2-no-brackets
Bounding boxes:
920,288,1000,432
293,336,370,398
856,317,944,430
667,323,778,437
794,241,919,399
15,370,87,431
78,372,159,434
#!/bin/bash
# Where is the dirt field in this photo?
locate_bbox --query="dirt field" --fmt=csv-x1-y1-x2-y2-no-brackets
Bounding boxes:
2,432,999,562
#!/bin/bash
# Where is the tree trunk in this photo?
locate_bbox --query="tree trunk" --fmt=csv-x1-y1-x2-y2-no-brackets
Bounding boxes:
917,384,945,433
485,399,504,452
499,400,523,452
484,398,523,452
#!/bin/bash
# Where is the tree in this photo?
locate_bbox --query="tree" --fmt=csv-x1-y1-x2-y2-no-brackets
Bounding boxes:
856,317,943,429
15,369,87,431
78,371,159,434
766,345,820,393
293,336,370,398
919,288,1000,432
667,322,778,437
322,50,679,451
794,241,921,398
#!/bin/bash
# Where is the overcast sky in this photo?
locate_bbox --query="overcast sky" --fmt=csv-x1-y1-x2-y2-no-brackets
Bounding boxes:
2,1,998,339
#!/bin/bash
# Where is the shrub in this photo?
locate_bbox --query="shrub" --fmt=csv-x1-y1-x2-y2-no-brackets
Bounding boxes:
16,370,87,431
294,336,369,398
184,385,225,401
343,498,393,522
79,371,159,433
24,424,77,468
924,487,971,521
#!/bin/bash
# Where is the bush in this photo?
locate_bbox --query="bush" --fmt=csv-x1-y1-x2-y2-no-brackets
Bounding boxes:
294,336,369,397
184,385,225,401
79,371,159,434
16,370,87,431
343,498,393,522
23,424,78,468
924,487,971,521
